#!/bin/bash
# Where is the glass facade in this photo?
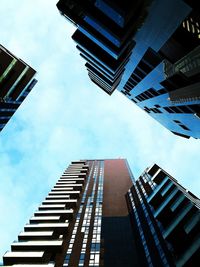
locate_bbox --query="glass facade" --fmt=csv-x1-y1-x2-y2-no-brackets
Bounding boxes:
57,0,149,94
57,0,200,138
116,0,200,139
62,160,104,267
127,163,200,266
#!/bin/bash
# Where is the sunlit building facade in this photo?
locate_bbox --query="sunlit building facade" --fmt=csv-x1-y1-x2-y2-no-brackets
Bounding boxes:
0,44,37,132
57,0,200,139
2,159,137,267
2,159,200,266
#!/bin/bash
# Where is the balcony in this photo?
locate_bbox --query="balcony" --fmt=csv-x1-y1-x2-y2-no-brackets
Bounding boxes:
62,173,86,178
59,178,85,184
69,164,87,169
170,194,185,212
184,210,200,234
65,171,87,175
60,177,85,180
11,240,63,252
61,175,80,178
54,184,83,190
38,205,66,210
56,180,76,184
3,251,46,265
154,187,179,218
66,168,88,173
51,188,74,191
163,202,193,239
24,222,69,233
45,195,70,200
34,209,73,219
70,161,86,164
48,191,80,198
64,172,82,175
148,176,169,203
160,181,174,196
30,216,60,223
61,175,79,178
42,199,77,208
18,231,54,241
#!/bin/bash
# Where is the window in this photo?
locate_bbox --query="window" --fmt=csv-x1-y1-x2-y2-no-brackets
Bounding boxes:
177,105,193,113
171,131,190,139
131,73,141,83
148,88,159,96
189,104,200,113
138,60,152,73
179,124,190,131
134,67,146,79
151,108,162,113
170,106,182,113
154,108,162,113
143,47,162,67
157,88,167,94
131,98,137,103
123,48,161,91
163,107,174,113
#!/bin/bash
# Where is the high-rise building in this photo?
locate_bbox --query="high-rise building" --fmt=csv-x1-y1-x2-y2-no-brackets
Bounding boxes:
0,44,37,132
56,0,200,139
127,163,200,267
2,159,200,266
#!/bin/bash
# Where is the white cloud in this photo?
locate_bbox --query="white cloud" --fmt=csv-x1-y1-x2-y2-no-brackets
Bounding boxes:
0,0,200,260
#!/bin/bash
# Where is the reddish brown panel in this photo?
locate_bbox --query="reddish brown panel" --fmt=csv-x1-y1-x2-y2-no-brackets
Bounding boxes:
103,159,133,217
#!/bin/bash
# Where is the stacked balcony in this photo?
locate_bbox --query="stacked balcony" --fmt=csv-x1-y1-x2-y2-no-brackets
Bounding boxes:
57,0,150,94
147,165,200,266
3,161,89,266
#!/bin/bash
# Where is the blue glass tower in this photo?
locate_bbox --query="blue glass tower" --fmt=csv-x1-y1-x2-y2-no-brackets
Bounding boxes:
57,0,200,139
57,0,151,94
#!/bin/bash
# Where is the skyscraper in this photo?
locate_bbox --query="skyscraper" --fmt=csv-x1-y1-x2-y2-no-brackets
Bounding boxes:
0,44,37,132
2,159,200,266
127,163,200,267
57,0,200,139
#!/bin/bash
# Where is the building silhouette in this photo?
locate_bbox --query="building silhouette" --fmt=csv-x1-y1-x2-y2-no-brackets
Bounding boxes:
0,44,37,132
2,159,200,266
57,0,200,139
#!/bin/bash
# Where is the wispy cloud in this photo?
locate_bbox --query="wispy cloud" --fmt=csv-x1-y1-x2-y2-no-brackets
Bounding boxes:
0,0,200,259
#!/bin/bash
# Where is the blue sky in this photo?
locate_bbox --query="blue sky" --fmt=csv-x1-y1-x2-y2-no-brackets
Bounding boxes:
0,0,200,259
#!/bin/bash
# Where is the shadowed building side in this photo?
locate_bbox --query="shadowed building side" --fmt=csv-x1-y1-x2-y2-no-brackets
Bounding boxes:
127,163,200,266
102,159,142,267
0,44,37,132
